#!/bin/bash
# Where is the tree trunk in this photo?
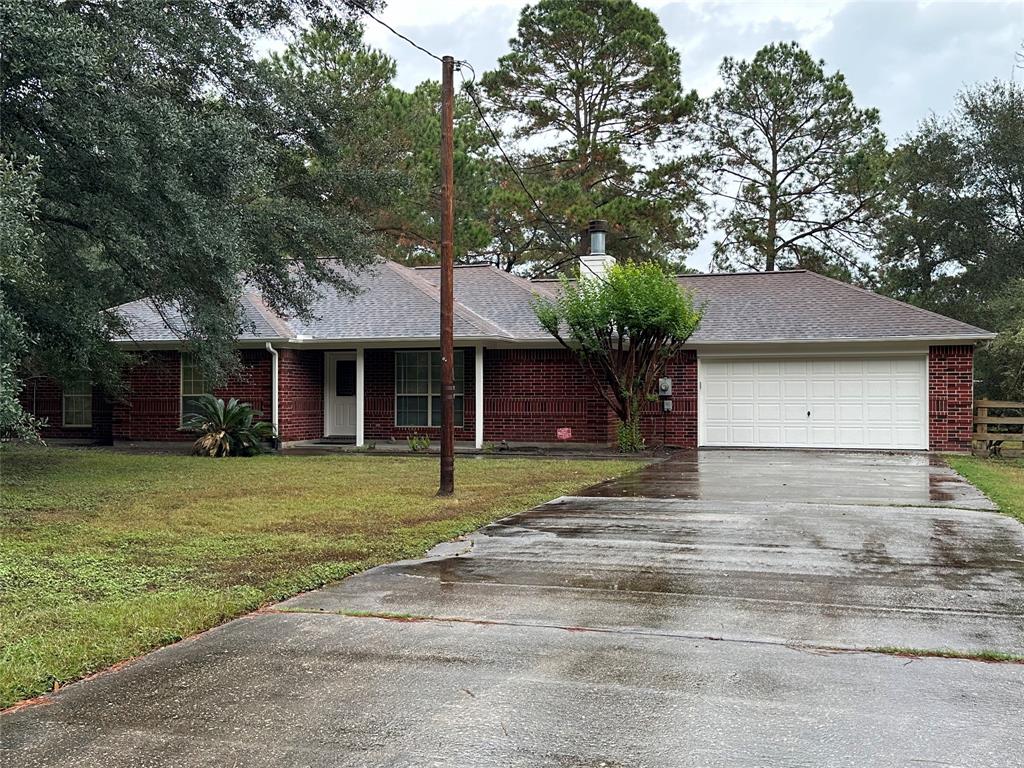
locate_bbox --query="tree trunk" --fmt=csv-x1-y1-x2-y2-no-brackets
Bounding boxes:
766,145,779,271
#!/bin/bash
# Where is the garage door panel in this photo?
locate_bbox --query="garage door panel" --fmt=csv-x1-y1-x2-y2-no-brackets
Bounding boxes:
810,380,835,398
731,403,754,420
731,380,755,398
700,355,927,449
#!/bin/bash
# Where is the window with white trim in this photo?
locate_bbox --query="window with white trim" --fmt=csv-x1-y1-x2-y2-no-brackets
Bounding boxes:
62,380,92,427
395,350,464,427
181,353,213,422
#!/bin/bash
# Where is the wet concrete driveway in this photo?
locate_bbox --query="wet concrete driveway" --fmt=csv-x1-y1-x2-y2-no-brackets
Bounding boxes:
4,450,1024,767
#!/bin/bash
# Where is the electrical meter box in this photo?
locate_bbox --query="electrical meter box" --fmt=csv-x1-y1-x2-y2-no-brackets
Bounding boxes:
658,377,672,397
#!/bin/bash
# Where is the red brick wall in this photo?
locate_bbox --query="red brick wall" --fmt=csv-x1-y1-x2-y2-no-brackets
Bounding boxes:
112,351,180,440
364,348,478,442
928,345,974,451
360,347,697,446
19,377,105,440
638,350,698,448
482,348,611,443
109,349,272,441
278,349,323,442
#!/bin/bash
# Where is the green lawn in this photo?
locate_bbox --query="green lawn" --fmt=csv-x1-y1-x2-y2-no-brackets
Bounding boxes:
0,447,641,708
946,454,1024,524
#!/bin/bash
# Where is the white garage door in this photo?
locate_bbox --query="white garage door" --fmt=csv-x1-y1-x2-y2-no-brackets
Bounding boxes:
699,356,928,449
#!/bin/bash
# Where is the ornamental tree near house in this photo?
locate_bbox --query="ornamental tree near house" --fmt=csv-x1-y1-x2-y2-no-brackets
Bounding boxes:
534,262,702,451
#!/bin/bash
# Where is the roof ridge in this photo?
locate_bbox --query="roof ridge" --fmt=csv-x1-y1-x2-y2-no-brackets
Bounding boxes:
486,264,553,296
676,269,807,278
384,261,512,339
802,270,994,336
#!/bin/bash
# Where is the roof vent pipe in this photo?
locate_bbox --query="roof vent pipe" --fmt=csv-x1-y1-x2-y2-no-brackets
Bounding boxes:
580,219,614,281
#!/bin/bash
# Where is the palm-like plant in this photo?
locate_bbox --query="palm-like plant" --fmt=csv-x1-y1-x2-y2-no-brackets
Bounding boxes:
180,395,275,457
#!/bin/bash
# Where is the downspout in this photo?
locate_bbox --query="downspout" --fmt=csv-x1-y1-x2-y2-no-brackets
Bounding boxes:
265,342,279,448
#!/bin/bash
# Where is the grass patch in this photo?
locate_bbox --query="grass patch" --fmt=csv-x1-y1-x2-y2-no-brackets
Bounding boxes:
945,455,1024,524
0,446,641,708
866,646,1024,663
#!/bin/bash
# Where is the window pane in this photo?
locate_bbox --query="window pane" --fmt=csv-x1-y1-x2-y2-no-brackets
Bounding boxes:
181,353,212,397
336,360,356,397
63,380,92,426
397,395,429,427
396,351,429,395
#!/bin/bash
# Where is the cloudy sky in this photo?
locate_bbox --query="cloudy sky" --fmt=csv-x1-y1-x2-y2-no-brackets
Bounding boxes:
350,1,1022,267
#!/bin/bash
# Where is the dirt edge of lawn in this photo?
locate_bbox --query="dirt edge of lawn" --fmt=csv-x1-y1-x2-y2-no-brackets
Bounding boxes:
0,448,645,710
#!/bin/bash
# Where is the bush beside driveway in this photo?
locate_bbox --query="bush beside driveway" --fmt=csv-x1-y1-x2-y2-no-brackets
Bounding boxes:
0,447,641,708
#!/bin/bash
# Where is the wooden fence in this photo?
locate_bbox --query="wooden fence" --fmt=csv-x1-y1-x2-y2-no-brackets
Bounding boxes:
972,399,1024,457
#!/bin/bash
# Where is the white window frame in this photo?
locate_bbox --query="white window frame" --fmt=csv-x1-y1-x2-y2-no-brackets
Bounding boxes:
394,350,464,428
62,380,92,428
181,353,213,423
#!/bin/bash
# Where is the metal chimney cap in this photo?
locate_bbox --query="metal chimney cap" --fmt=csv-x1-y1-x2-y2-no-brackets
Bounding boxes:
588,219,609,233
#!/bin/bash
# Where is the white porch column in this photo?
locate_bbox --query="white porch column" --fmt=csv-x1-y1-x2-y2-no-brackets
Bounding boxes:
355,347,365,447
474,345,484,449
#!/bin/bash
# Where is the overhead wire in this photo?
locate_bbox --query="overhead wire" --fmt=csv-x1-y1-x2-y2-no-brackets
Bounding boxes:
350,3,604,281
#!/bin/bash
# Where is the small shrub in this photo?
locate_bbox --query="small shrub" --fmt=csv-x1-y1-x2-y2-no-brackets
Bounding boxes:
407,433,430,452
179,395,274,457
617,417,645,453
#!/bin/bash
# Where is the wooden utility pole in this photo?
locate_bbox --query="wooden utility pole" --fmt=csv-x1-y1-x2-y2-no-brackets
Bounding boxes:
438,55,456,497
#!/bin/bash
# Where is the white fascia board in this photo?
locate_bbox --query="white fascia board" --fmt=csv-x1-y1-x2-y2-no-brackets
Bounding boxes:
688,335,993,348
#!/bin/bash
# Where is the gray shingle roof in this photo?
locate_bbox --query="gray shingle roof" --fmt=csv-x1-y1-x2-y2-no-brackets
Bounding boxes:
113,262,993,345
111,291,291,342
676,270,993,343
287,261,505,340
415,264,552,340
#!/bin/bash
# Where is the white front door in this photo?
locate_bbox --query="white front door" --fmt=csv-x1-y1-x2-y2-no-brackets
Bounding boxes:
699,355,929,450
325,352,357,437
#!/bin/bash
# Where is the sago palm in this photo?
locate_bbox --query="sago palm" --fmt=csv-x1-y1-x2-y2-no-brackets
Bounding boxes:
180,395,275,457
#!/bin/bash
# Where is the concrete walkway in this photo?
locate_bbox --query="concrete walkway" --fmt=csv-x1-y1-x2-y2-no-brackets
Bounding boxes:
4,451,1023,767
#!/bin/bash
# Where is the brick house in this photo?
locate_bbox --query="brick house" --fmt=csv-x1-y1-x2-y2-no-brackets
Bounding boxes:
22,259,993,451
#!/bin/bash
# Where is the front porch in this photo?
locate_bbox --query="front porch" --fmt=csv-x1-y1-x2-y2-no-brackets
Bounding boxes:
277,346,618,448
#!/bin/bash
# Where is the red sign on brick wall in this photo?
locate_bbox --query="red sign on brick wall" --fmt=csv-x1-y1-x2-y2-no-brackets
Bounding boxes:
556,427,572,440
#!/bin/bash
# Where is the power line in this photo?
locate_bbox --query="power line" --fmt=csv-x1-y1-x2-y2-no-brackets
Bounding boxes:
349,1,444,63
459,63,605,281
349,3,603,281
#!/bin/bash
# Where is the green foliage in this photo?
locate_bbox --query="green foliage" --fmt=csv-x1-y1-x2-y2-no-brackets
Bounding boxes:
0,157,46,441
534,262,701,451
876,81,1024,398
945,455,1024,525
180,395,275,457
616,418,646,453
407,433,431,452
0,446,641,706
703,42,887,274
0,1,389,408
481,0,704,272
375,80,499,265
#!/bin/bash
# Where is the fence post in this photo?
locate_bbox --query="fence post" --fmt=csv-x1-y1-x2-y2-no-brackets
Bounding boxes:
976,402,987,455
